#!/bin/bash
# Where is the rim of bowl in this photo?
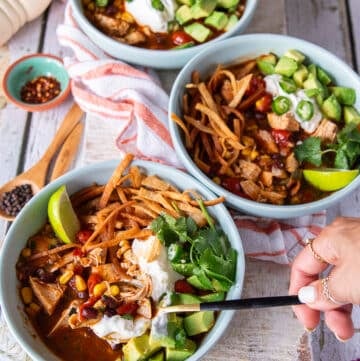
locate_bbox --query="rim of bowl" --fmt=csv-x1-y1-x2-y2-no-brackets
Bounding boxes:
0,159,245,361
70,0,258,68
169,33,360,218
2,53,71,112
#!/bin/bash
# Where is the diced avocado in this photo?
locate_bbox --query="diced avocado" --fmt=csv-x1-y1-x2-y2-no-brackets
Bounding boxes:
256,54,277,75
171,263,196,276
175,293,201,305
217,0,240,8
259,53,278,65
204,11,228,30
123,333,161,361
199,292,225,302
165,339,197,361
284,49,306,64
303,73,327,97
183,311,215,336
190,0,217,19
149,351,165,361
274,56,298,77
304,88,320,98
293,64,309,87
321,94,342,122
176,0,195,6
317,66,332,85
150,313,183,349
184,23,212,43
330,86,356,106
212,278,230,292
344,106,360,124
307,63,317,78
224,14,238,31
175,5,193,25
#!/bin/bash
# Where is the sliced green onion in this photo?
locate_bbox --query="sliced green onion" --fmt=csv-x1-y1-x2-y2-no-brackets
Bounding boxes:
272,96,292,115
151,0,165,11
296,100,314,121
279,77,297,93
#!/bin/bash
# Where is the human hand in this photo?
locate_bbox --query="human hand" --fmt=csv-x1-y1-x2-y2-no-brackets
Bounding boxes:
289,217,360,341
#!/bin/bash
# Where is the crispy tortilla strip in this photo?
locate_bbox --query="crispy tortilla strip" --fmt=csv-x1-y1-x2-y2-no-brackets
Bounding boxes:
129,166,143,188
196,103,238,141
160,191,192,203
120,213,151,227
28,243,80,261
135,197,179,218
198,82,218,113
171,113,192,148
189,196,225,207
138,188,174,212
232,60,257,79
99,153,134,208
83,201,135,249
218,69,238,95
116,187,128,203
71,185,105,208
184,115,215,135
239,86,265,110
141,174,176,191
132,204,158,219
228,74,253,108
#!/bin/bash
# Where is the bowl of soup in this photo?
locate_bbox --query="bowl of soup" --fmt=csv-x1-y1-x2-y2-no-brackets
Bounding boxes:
69,0,258,69
169,34,360,218
0,155,244,361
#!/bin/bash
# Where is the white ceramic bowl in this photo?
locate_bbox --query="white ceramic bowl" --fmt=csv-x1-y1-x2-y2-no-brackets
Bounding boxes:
70,0,258,69
169,33,360,219
0,159,245,361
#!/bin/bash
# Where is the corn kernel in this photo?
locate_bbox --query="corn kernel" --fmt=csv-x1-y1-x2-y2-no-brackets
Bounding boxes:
21,287,33,304
75,275,87,292
29,302,41,313
93,282,107,297
21,248,32,258
250,150,258,160
110,285,120,297
59,270,74,285
121,12,134,23
93,300,105,310
242,148,251,156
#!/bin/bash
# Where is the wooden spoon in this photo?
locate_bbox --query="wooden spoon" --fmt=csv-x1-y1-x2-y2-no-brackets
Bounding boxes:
0,103,84,221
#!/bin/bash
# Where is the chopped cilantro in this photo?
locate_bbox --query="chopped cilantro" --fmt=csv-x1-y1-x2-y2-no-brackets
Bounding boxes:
151,0,164,11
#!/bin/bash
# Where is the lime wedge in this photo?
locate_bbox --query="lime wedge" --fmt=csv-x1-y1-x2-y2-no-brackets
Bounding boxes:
303,169,359,191
48,185,80,244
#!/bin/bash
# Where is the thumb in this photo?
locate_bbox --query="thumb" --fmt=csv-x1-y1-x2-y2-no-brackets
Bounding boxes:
298,274,347,310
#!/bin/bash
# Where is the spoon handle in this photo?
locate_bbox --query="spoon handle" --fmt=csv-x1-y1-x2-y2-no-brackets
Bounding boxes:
38,103,83,164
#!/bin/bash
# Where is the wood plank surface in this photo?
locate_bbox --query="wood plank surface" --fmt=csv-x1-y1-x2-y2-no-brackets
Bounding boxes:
348,0,360,71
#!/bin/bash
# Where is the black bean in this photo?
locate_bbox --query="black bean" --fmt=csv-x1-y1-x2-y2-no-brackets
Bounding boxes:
0,184,33,216
81,306,98,320
34,268,56,283
104,308,117,317
102,295,119,309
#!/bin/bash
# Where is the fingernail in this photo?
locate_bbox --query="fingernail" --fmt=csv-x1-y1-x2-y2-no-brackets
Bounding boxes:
298,286,317,303
335,334,349,343
304,327,315,333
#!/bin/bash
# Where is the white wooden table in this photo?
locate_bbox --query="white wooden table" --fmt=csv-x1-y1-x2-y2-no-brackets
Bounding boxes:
1,1,360,360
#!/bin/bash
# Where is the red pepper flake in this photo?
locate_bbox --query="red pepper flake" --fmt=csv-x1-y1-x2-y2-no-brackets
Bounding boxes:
20,76,61,104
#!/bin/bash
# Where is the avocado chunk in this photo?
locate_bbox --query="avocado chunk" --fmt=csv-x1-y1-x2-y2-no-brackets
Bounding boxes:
307,63,317,78
321,94,342,122
344,106,360,124
166,339,197,361
183,311,215,336
149,351,165,361
174,293,201,305
204,11,228,30
123,333,161,361
284,49,305,64
224,14,238,31
177,0,195,5
190,0,217,19
293,64,309,87
184,23,211,43
303,73,328,98
175,5,193,25
217,0,240,8
330,86,356,106
150,313,183,349
199,292,225,302
317,66,332,85
187,273,213,290
274,56,298,77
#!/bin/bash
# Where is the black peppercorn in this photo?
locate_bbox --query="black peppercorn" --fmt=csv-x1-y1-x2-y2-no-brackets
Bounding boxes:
0,184,34,216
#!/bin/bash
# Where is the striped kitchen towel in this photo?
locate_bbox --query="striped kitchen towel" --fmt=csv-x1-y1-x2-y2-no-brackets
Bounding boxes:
56,3,326,264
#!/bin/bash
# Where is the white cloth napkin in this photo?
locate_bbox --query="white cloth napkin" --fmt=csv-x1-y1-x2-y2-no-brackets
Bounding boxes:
57,3,326,264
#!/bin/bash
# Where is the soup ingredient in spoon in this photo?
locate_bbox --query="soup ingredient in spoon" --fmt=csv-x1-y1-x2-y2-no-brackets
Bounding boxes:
0,184,33,216
48,185,80,244
20,75,61,104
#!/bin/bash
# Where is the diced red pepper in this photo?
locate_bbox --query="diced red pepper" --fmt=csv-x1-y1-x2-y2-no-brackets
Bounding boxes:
87,273,103,294
245,76,266,97
171,31,193,46
76,229,93,244
271,129,292,147
255,93,273,113
221,177,250,199
174,279,195,294
73,248,85,257
116,302,138,317
79,296,98,321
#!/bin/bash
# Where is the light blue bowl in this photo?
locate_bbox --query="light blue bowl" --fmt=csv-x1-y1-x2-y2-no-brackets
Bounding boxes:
70,0,258,69
0,160,244,361
169,34,360,219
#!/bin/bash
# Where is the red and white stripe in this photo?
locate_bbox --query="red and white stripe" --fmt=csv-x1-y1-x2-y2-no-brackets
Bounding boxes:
56,3,327,264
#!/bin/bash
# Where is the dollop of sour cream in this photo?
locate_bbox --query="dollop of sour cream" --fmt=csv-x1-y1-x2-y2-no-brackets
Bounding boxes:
264,74,323,133
91,236,182,346
125,0,177,33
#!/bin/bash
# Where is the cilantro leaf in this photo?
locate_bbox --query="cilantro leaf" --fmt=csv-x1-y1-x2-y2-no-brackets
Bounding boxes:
334,148,349,169
294,137,323,166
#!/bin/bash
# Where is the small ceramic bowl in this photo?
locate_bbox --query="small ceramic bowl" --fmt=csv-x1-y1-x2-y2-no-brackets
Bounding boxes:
169,34,360,219
0,159,245,361
2,53,70,112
